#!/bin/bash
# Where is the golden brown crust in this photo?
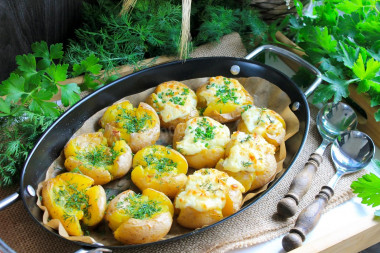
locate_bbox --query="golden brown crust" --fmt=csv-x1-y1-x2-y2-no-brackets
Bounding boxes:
215,132,277,192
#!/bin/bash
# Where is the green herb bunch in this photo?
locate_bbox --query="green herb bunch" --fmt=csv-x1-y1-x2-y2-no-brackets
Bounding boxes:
64,0,270,72
287,0,380,120
64,0,182,73
0,42,102,186
191,0,269,50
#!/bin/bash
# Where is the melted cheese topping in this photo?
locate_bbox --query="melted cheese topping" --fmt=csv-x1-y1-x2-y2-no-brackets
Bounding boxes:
241,106,286,145
198,76,249,105
176,117,230,155
152,81,197,123
175,169,244,212
222,131,276,173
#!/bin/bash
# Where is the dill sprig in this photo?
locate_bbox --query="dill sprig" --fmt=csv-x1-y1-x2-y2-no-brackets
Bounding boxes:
0,112,56,187
64,0,269,73
118,193,162,220
64,0,182,73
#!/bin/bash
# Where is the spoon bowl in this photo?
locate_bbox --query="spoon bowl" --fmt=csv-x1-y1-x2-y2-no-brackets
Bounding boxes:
317,102,358,142
329,131,375,183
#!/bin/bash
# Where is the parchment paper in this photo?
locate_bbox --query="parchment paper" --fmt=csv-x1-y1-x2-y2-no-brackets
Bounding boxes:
36,76,299,246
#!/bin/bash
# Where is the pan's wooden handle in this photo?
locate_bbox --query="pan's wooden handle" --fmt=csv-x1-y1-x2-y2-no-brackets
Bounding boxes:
277,153,323,217
282,186,334,252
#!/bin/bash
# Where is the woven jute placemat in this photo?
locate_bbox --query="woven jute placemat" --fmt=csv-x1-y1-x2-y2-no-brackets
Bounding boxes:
0,33,366,252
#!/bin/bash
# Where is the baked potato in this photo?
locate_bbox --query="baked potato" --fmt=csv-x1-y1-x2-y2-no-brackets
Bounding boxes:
42,172,107,236
131,145,188,198
215,131,277,192
64,132,132,185
105,188,174,244
196,76,253,123
146,81,198,129
174,168,244,229
173,116,230,169
99,100,160,153
238,106,286,148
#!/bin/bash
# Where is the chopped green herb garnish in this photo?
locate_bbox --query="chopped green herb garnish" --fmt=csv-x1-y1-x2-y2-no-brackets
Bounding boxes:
242,161,253,167
181,88,190,95
117,108,152,133
76,145,119,167
240,135,252,143
121,193,162,220
144,153,177,173
193,118,216,143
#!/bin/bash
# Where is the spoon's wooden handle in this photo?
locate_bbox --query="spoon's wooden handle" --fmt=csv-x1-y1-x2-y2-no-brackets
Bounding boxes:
282,186,334,252
277,153,323,217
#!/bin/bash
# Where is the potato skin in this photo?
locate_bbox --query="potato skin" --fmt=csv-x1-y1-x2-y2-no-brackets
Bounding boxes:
176,207,223,229
131,145,188,198
105,189,173,244
196,76,253,123
63,132,132,185
172,121,227,169
114,212,172,244
41,172,106,236
146,81,198,130
100,101,160,153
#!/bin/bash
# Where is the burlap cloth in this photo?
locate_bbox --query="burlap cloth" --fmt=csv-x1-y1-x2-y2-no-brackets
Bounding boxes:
0,33,366,252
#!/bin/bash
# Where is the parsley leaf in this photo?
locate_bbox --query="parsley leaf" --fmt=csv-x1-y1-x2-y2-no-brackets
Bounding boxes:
0,98,10,115
353,54,380,81
336,0,363,14
338,41,359,69
0,74,26,102
72,54,102,76
46,64,69,82
313,71,354,104
59,83,81,107
28,99,60,117
351,173,380,209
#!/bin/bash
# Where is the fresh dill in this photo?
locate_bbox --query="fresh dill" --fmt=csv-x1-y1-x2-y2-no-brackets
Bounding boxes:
116,108,152,133
121,193,162,220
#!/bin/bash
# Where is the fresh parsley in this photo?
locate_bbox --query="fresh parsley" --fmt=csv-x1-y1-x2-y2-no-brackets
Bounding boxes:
351,172,380,216
285,0,380,121
0,41,103,186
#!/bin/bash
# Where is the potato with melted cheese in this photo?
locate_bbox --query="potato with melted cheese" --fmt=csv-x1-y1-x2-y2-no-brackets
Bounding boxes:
64,132,132,185
146,81,198,129
196,76,253,123
131,145,188,198
105,188,174,244
99,100,160,153
215,131,277,192
173,116,230,169
238,106,286,148
175,168,244,229
42,172,107,236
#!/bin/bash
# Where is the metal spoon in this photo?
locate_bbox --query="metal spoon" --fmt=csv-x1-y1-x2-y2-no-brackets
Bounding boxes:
282,130,375,251
277,102,358,217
